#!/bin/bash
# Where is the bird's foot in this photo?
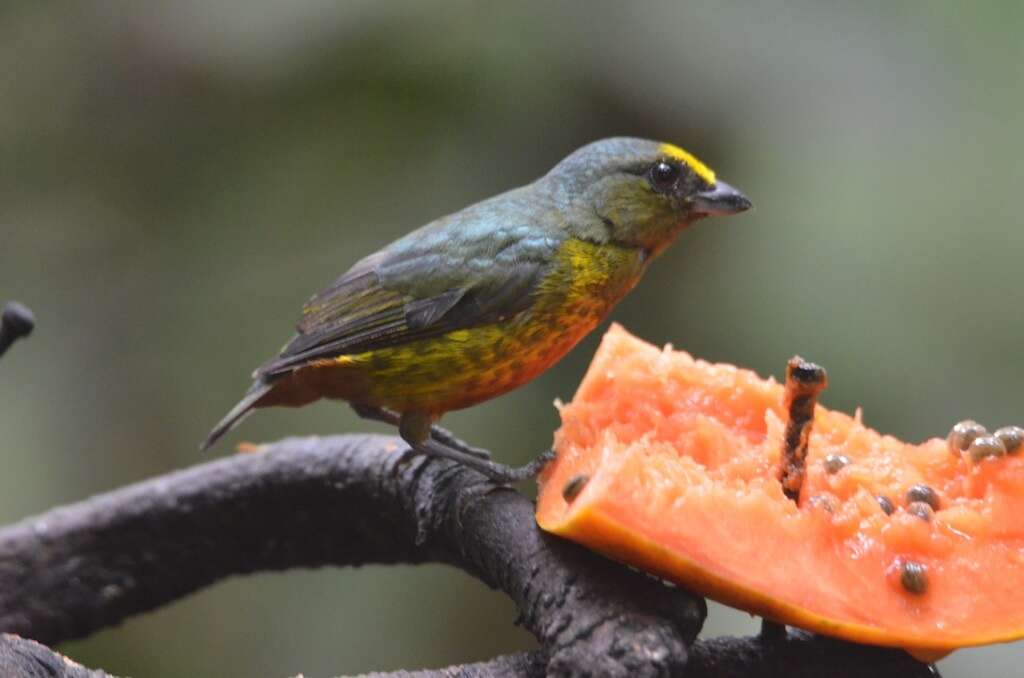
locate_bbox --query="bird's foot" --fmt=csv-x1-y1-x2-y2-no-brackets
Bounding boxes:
352,403,555,482
351,403,491,460
415,440,555,484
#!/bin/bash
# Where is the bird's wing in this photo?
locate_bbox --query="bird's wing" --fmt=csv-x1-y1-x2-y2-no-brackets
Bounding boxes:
256,215,562,378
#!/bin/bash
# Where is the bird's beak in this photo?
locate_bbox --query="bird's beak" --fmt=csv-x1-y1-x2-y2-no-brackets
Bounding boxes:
690,180,752,216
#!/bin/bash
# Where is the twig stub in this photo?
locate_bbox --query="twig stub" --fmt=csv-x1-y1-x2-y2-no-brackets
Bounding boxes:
0,301,35,359
779,356,828,502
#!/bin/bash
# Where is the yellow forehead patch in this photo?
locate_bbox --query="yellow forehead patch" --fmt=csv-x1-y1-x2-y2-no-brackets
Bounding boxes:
659,143,716,186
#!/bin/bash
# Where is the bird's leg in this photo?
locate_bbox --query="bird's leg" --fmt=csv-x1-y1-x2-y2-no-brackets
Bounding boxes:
350,403,491,460
398,411,554,484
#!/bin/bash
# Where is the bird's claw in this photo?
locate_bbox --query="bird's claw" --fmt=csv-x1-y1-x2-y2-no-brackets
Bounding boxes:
468,448,557,484
411,440,556,485
351,404,492,461
352,403,555,483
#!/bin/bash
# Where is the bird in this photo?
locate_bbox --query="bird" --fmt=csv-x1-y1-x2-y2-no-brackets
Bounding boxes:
201,137,751,482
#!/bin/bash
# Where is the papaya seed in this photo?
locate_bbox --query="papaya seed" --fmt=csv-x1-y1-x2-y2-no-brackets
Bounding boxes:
809,494,837,513
900,560,929,595
824,454,850,474
907,501,933,522
968,435,1006,463
905,484,940,511
876,495,895,515
562,474,589,502
994,426,1024,455
947,420,987,457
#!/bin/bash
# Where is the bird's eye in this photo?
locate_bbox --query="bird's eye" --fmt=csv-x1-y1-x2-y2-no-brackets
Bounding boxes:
649,160,680,191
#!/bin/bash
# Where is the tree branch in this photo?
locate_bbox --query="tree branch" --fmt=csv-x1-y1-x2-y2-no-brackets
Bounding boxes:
355,630,939,678
0,434,703,677
0,435,940,677
0,634,111,678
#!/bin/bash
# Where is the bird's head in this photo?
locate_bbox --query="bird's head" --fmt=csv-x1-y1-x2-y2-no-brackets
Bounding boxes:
545,137,751,253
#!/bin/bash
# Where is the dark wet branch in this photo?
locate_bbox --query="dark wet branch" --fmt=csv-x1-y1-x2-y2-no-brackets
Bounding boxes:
0,634,111,677
0,434,940,677
356,630,940,678
0,434,703,677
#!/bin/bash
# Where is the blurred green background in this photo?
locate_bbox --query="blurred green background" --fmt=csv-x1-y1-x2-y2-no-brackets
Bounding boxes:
2,2,1021,676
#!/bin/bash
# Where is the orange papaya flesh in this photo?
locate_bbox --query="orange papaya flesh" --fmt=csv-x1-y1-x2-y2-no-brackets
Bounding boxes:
536,324,1024,661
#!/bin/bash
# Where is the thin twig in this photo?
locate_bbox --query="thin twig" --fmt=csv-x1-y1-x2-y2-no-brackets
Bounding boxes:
779,356,828,502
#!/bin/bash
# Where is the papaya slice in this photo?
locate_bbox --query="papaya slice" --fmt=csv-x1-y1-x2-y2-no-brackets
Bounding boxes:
536,324,1024,661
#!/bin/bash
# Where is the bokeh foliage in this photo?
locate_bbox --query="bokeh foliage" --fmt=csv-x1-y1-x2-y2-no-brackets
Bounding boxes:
2,2,1021,676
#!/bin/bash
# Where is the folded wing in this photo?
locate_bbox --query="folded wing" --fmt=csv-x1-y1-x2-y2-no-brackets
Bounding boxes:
257,217,562,378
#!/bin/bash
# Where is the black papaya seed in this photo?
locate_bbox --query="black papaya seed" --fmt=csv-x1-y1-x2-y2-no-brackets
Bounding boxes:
907,501,933,522
824,454,850,474
968,435,1006,463
947,420,987,457
900,560,928,595
994,426,1024,455
905,484,940,511
562,474,589,502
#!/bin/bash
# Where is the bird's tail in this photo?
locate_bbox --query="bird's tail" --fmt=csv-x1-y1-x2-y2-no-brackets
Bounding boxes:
199,379,274,453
